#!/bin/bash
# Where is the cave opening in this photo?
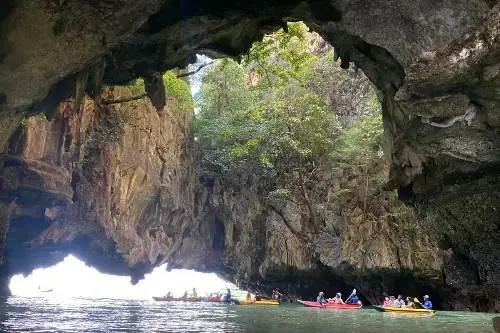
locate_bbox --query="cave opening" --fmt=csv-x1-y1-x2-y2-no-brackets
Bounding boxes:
9,255,238,299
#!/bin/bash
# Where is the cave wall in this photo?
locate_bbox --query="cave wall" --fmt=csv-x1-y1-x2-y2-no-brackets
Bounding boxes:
0,84,197,283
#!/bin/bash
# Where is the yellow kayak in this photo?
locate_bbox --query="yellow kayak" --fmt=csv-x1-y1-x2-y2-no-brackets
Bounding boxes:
373,305,435,314
239,300,279,306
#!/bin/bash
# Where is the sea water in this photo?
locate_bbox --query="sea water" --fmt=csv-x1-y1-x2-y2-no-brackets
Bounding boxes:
0,296,496,332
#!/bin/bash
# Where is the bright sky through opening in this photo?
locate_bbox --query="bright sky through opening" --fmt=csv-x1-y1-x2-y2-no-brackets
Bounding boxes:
10,255,237,299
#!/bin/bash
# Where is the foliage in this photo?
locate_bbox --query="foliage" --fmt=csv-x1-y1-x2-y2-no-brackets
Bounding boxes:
82,106,133,172
129,78,145,95
191,21,383,208
20,112,46,126
193,23,336,183
128,73,194,112
245,21,316,88
163,71,194,111
334,112,384,163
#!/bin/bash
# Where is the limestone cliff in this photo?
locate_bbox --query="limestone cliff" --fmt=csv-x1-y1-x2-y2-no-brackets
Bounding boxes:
1,83,194,282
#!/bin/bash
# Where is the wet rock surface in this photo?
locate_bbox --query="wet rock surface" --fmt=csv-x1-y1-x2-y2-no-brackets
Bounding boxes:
0,0,499,311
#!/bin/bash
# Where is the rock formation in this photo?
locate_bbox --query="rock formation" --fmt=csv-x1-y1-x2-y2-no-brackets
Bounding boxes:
0,0,499,311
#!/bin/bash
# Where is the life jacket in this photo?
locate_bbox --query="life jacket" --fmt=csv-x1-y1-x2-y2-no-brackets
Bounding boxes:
350,295,359,303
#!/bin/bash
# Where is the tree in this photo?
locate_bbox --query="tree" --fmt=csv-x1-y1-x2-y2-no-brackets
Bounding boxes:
192,21,383,222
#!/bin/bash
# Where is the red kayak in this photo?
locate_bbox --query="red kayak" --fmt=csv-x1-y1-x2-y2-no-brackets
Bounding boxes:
297,300,362,309
152,296,201,302
206,296,223,303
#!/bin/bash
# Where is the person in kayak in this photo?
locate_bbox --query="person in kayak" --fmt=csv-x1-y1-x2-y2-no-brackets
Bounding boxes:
405,296,415,308
394,295,405,307
246,292,256,303
422,295,433,309
390,296,399,306
225,288,232,302
346,289,362,305
272,289,283,300
316,292,326,305
383,296,391,306
331,293,344,304
192,288,198,298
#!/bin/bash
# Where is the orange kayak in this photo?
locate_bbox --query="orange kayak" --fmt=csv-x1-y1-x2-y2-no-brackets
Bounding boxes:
373,305,436,314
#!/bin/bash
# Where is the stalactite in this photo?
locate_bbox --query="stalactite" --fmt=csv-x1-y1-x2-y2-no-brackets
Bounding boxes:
144,73,166,113
88,59,106,99
73,71,89,112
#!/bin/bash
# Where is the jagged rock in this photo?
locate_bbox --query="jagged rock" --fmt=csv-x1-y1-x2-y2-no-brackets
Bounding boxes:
144,73,167,112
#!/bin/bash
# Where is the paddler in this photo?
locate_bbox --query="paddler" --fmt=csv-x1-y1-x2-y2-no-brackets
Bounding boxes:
225,288,232,303
422,295,433,309
272,289,283,300
405,296,415,308
346,289,362,305
332,293,344,304
395,295,405,307
316,291,326,305
246,292,256,303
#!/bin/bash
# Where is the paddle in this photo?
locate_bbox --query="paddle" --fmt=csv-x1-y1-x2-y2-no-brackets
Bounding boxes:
344,289,356,304
413,298,430,311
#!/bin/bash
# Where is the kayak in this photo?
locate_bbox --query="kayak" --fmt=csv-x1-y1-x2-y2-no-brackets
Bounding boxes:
373,305,436,314
239,300,279,306
297,300,362,309
152,296,201,302
205,296,223,303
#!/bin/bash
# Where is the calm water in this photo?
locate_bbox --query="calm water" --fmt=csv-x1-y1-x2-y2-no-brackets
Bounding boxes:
0,296,496,332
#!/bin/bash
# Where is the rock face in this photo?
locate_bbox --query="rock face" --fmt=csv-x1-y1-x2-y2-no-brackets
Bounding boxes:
1,85,194,283
0,0,499,311
1,80,446,307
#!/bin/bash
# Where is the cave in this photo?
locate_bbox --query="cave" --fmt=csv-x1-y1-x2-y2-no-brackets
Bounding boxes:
0,0,499,313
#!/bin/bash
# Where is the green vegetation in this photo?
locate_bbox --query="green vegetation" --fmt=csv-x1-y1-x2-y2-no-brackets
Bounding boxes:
128,72,194,112
129,78,146,95
20,111,47,127
334,112,384,163
191,22,383,212
193,23,335,176
163,71,194,112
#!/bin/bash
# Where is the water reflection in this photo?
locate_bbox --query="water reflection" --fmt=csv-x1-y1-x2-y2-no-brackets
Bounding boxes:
1,297,496,333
